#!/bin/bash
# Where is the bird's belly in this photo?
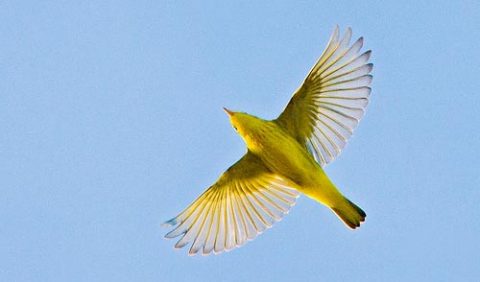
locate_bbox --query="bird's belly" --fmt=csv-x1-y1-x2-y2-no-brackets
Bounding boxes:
254,131,320,186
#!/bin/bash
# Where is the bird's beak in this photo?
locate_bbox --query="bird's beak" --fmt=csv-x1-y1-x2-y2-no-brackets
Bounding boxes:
223,107,234,117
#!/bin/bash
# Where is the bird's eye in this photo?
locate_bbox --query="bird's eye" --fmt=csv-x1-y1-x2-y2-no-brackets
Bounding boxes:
233,126,238,131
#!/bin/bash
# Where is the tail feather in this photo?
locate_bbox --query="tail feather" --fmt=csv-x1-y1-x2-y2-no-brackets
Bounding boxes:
332,197,366,229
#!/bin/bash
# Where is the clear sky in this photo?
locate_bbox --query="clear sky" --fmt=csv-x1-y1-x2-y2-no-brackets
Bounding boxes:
1,1,479,281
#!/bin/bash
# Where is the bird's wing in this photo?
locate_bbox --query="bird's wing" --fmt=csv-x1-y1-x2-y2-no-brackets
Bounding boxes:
276,26,373,167
163,152,299,256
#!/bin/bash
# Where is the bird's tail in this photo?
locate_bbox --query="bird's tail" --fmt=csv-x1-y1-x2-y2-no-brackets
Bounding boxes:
300,174,366,229
331,197,366,229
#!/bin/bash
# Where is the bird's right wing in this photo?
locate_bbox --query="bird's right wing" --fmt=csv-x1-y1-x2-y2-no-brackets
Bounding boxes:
163,152,299,256
276,26,373,167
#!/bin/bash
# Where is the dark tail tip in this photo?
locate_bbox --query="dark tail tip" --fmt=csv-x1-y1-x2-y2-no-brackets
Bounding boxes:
332,198,366,229
346,198,366,219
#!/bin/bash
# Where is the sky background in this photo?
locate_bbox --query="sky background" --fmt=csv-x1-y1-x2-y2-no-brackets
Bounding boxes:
1,1,479,281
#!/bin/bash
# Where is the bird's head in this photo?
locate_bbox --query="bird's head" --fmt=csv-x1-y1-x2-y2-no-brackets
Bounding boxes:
223,107,261,141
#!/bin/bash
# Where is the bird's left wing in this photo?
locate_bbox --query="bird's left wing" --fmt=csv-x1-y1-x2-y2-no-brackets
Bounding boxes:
163,152,299,256
276,26,373,167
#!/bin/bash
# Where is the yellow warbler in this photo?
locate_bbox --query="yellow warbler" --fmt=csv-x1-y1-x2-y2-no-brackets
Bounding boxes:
164,26,373,255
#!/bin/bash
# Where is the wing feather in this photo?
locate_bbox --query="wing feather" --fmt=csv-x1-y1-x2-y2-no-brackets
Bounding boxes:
276,26,373,166
163,153,299,255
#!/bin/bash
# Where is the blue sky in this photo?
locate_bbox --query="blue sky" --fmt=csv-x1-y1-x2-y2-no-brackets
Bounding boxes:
1,1,479,281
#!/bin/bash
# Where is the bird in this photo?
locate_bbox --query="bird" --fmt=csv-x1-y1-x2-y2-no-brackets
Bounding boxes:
163,26,373,256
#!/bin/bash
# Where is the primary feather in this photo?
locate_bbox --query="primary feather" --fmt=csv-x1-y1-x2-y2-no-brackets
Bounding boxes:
276,26,373,166
163,153,299,255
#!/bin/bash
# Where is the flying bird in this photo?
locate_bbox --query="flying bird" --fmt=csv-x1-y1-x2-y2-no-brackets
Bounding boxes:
164,26,373,255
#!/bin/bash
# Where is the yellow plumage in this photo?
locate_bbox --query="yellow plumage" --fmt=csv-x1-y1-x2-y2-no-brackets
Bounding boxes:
164,26,372,255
